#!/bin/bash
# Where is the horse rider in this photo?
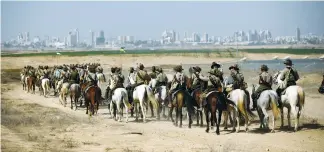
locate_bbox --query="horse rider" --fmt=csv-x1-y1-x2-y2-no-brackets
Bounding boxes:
168,65,187,107
229,64,251,108
149,66,158,79
84,65,98,91
69,66,80,85
128,67,136,85
251,64,273,111
105,67,117,100
191,66,203,93
276,59,300,106
198,67,225,111
210,62,224,82
135,63,150,86
61,67,70,83
153,67,168,94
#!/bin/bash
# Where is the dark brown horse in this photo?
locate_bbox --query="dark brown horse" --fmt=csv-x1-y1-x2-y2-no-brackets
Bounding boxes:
81,82,101,116
202,91,227,135
27,76,36,94
186,76,204,127
168,90,193,128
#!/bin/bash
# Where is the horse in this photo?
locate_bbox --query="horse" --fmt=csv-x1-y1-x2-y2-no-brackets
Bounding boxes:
168,89,194,128
132,84,159,123
84,85,101,116
59,82,70,107
20,73,27,90
41,78,50,97
149,78,168,120
203,91,227,135
224,89,255,132
27,76,36,94
110,88,130,122
252,84,281,133
96,72,106,105
69,83,81,110
273,72,305,131
186,73,204,127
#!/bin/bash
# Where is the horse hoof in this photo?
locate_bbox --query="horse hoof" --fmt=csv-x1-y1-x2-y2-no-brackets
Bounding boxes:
216,131,220,135
205,129,209,133
271,130,275,133
224,127,228,130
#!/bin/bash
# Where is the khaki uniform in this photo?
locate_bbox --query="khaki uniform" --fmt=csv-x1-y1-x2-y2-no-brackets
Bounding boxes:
252,71,273,101
69,70,79,84
199,73,224,109
280,67,299,88
230,70,244,89
149,72,157,79
135,70,148,85
191,73,201,90
170,72,186,92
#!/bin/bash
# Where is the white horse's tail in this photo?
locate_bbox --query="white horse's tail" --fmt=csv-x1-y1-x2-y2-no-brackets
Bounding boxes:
297,86,305,111
121,89,130,108
270,93,280,119
145,86,159,110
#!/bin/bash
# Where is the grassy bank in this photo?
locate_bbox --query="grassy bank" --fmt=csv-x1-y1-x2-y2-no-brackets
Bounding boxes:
1,48,324,57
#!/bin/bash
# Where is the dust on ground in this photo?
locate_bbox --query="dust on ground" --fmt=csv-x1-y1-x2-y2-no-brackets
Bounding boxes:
2,56,324,152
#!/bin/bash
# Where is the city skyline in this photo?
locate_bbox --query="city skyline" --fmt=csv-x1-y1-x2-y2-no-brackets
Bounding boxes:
2,1,324,42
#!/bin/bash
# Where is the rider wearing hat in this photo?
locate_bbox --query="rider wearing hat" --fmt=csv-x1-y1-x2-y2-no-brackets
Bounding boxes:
276,59,300,106
69,66,80,85
251,64,273,111
149,66,158,79
210,62,224,82
153,67,168,94
85,65,97,90
198,67,225,110
191,66,203,92
229,64,251,109
168,65,186,107
107,67,125,101
135,63,149,86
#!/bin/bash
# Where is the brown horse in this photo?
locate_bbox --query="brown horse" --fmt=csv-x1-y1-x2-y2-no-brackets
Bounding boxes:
81,82,101,116
27,76,36,94
186,76,204,127
202,91,227,135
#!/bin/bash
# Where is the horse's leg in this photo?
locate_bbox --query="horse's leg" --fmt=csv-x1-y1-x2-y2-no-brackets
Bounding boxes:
75,95,78,111
175,106,179,127
224,110,228,130
261,107,269,131
179,106,183,128
280,107,284,129
70,94,73,110
205,108,210,133
117,103,122,122
235,110,240,133
140,100,146,123
200,110,204,127
293,106,300,132
125,102,129,123
149,102,154,118
271,108,276,133
135,102,139,122
109,102,114,119
287,106,291,129
196,107,199,126
256,108,263,129
216,110,222,135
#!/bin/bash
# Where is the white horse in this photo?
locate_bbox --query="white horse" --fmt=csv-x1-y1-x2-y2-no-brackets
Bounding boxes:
274,72,305,131
70,84,81,110
252,84,281,133
56,79,63,95
224,89,255,132
132,84,159,123
59,82,70,107
20,73,27,90
149,78,168,119
96,72,106,102
41,78,50,97
110,88,130,122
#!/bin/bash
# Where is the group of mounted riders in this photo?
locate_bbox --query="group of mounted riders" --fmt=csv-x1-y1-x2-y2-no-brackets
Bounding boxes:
21,58,300,113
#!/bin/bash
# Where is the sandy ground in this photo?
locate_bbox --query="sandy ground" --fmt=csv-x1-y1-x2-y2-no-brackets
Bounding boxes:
2,55,324,152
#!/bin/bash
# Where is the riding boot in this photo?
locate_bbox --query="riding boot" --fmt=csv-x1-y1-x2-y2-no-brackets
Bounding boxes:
244,90,251,110
251,97,257,111
276,89,282,108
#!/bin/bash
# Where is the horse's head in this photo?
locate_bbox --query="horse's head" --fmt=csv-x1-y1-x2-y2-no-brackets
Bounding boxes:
149,78,157,89
273,71,281,85
186,76,193,89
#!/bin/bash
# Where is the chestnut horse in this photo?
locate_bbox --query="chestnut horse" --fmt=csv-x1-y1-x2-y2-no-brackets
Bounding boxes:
186,76,204,127
27,76,36,94
81,82,101,116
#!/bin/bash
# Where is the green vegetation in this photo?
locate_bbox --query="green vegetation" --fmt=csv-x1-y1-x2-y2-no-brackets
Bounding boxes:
1,48,324,57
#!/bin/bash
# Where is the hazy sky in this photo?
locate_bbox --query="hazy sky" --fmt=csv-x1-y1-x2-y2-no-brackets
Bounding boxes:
1,1,324,42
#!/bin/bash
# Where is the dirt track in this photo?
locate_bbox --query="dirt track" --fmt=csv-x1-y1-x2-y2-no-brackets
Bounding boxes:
2,55,324,152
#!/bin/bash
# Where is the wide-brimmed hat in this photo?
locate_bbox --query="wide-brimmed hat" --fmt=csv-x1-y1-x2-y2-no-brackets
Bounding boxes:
138,63,145,70
283,59,293,66
211,62,221,68
229,64,239,70
173,65,184,72
129,67,134,72
261,64,269,71
192,66,201,72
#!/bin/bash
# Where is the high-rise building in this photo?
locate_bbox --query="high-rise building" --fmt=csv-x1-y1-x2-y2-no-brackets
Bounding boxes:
126,36,135,43
67,31,77,47
75,29,79,45
204,33,208,43
296,27,301,41
89,30,94,47
96,30,105,46
24,32,30,42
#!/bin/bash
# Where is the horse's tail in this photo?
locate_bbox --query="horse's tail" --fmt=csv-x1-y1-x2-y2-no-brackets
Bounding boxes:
271,94,280,119
297,86,305,110
122,89,130,108
239,91,255,119
45,79,50,92
145,86,159,110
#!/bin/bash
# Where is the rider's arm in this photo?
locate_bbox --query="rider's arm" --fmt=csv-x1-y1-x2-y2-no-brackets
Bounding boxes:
198,74,209,82
294,69,300,81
